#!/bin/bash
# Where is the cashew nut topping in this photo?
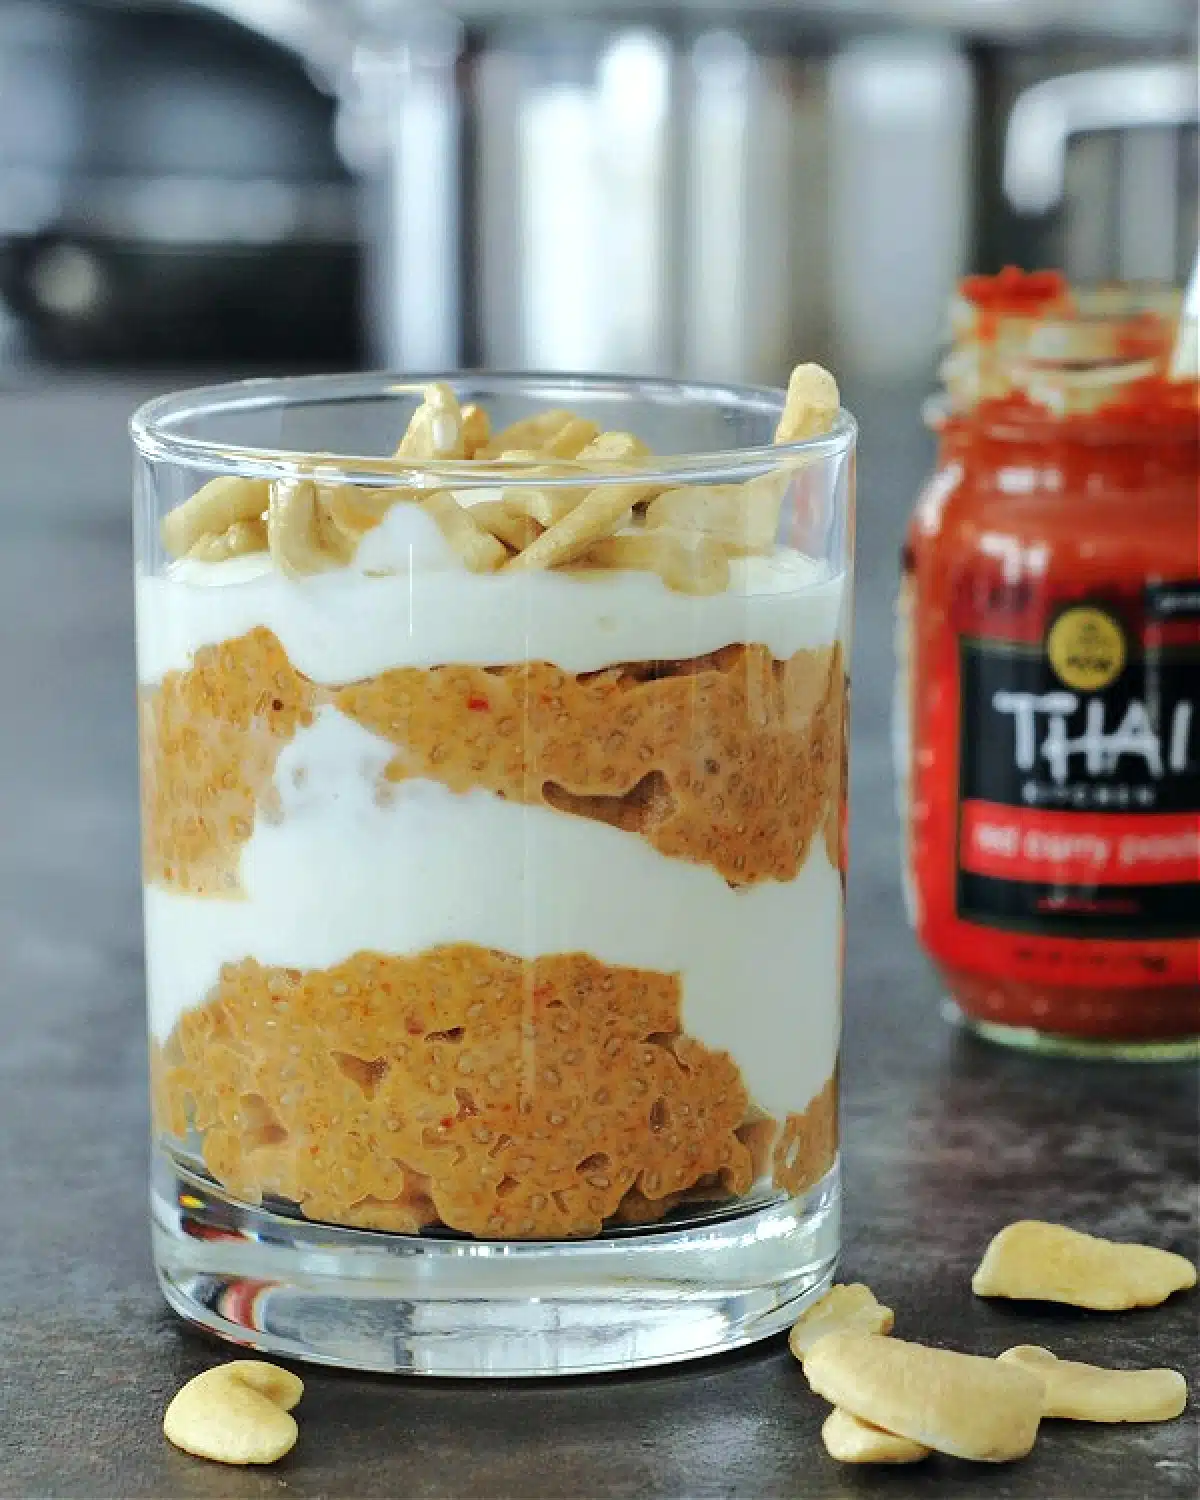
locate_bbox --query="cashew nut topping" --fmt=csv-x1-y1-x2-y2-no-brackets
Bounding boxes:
159,364,842,593
577,532,730,597
774,363,841,443
394,381,465,460
467,498,543,553
421,492,508,573
505,483,654,573
645,474,786,556
161,475,268,559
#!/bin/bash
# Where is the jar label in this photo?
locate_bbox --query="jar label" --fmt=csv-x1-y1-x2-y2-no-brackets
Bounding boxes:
945,582,1200,983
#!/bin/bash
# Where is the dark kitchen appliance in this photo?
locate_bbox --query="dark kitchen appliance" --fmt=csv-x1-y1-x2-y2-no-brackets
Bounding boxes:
0,0,361,365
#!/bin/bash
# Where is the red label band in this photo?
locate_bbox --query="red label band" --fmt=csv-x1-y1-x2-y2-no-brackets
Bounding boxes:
960,802,1200,887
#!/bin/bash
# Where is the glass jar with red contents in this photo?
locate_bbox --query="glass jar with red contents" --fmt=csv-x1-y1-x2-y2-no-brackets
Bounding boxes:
897,269,1199,1059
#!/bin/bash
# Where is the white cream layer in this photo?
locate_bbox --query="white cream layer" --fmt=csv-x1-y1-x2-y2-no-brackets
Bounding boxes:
143,707,842,1120
137,502,846,683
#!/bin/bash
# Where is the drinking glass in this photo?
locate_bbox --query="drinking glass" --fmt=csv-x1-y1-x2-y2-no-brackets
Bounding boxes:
132,372,856,1375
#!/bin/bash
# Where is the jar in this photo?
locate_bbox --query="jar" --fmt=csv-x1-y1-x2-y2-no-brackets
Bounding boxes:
899,270,1199,1060
131,371,856,1375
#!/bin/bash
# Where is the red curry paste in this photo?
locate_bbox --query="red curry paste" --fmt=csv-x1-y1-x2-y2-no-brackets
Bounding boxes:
899,270,1199,1049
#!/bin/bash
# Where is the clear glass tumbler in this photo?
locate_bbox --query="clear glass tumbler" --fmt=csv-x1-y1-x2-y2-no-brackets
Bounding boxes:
132,372,856,1376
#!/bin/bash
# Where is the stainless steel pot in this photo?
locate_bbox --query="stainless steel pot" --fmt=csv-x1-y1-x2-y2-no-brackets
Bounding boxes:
1001,59,1198,285
185,0,1200,380
338,7,978,380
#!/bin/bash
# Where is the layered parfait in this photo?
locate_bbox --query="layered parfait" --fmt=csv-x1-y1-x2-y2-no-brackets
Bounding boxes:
140,369,850,1241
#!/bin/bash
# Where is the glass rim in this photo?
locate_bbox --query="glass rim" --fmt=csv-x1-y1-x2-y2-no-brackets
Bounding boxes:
130,369,857,488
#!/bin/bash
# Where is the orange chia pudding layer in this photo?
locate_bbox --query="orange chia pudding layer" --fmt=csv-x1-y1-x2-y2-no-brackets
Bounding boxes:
141,630,844,893
138,378,849,1240
151,944,838,1238
140,629,316,896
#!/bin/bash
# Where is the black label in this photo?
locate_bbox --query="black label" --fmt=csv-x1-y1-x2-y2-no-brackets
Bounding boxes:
956,870,1199,941
959,639,1200,816
955,595,1200,940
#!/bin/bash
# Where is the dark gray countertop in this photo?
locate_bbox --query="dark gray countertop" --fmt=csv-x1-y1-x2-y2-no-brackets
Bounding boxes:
0,375,1195,1500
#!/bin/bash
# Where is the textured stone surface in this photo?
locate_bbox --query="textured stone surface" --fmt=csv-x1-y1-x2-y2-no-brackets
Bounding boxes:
0,377,1195,1498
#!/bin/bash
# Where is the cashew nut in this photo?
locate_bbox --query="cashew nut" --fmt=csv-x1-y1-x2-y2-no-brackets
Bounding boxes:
973,1221,1197,1310
161,476,269,559
774,362,840,443
803,1333,1045,1463
506,484,653,573
998,1345,1187,1424
421,491,508,572
394,382,465,460
645,473,787,555
821,1408,931,1465
460,402,491,458
477,408,578,458
163,1360,303,1466
468,498,544,553
186,518,268,563
576,531,730,596
268,481,346,577
788,1283,895,1364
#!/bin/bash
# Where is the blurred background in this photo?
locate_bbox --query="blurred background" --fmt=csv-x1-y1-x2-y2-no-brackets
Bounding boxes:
0,0,1195,388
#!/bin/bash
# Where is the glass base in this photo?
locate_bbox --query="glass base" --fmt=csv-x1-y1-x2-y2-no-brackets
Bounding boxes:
152,1149,839,1377
944,1001,1200,1062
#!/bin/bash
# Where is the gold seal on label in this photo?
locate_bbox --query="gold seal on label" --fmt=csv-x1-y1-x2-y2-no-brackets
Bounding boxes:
1046,606,1126,692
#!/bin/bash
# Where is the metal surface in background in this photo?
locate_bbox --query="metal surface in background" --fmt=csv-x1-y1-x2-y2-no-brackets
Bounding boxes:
1003,59,1199,284
344,7,1195,381
184,0,1200,47
342,13,982,380
463,23,827,379
1,0,1196,374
